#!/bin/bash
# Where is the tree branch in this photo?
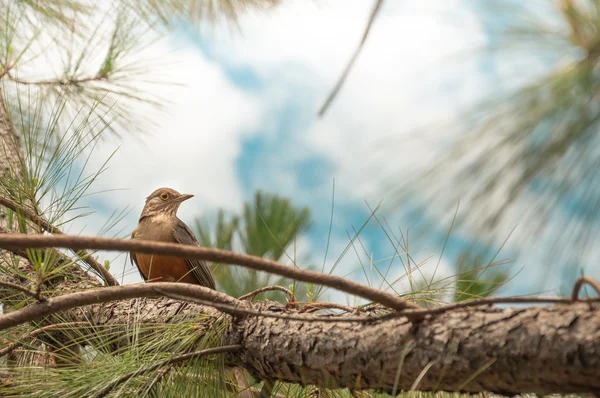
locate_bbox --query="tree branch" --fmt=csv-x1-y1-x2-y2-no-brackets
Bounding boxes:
2,271,599,393
7,72,107,87
0,233,417,311
4,277,599,334
238,285,296,303
317,0,384,117
0,280,44,301
0,283,241,331
571,275,600,300
64,293,600,394
298,302,356,313
0,196,119,286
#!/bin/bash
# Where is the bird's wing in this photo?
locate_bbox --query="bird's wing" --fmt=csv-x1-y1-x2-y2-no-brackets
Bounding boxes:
130,228,148,281
173,219,216,290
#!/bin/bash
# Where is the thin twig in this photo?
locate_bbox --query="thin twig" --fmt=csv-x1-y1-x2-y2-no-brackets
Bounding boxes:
238,285,296,303
0,196,119,286
0,283,241,331
379,294,600,322
0,233,417,311
298,302,356,313
152,288,600,324
143,365,172,393
157,290,369,323
0,321,88,358
0,64,13,79
0,280,44,301
571,275,600,301
94,345,242,398
317,0,384,117
8,72,106,87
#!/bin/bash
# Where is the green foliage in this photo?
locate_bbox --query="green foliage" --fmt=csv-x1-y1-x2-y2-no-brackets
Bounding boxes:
390,0,600,281
0,312,229,397
195,190,312,301
453,249,509,302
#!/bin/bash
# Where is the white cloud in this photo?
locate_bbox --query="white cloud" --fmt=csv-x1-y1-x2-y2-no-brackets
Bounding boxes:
64,39,262,283
193,0,486,199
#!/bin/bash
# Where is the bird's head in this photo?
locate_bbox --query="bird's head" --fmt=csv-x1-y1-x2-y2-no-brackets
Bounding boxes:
140,187,194,219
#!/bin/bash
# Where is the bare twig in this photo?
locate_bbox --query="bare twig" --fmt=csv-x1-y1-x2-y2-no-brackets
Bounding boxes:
238,285,296,303
0,321,88,358
317,0,384,117
0,280,44,301
0,196,119,286
0,64,13,79
94,345,242,398
298,302,356,313
150,287,600,324
8,73,107,87
571,275,600,301
157,289,370,323
0,234,417,311
380,293,600,321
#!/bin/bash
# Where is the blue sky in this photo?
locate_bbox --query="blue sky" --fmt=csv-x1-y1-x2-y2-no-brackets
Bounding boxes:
67,0,600,303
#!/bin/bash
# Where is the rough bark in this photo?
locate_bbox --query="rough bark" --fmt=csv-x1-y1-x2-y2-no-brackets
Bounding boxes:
67,295,600,395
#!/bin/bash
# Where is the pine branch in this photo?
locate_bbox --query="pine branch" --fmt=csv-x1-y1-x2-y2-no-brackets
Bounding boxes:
0,321,88,358
95,345,242,398
0,196,119,286
7,72,108,87
0,282,238,331
14,291,600,394
0,233,417,311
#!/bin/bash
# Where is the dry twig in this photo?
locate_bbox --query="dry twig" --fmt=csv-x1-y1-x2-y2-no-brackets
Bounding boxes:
0,280,44,301
238,285,296,303
317,0,384,117
571,275,600,301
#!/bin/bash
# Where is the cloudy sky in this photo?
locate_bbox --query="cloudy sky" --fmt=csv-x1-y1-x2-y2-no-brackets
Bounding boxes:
62,0,598,303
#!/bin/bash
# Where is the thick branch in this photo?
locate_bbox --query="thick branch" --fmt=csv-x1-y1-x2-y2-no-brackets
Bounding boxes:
0,234,416,311
66,295,600,394
231,302,600,394
0,198,118,286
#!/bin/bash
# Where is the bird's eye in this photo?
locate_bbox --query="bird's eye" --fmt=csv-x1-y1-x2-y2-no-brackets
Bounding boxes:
159,193,169,201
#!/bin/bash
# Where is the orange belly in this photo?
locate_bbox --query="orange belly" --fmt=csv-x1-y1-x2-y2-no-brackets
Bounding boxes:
134,253,199,284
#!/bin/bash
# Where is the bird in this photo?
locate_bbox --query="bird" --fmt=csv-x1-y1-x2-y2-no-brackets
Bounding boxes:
130,187,215,289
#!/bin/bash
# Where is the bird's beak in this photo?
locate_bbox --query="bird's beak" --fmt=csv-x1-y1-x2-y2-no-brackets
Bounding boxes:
177,194,194,202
